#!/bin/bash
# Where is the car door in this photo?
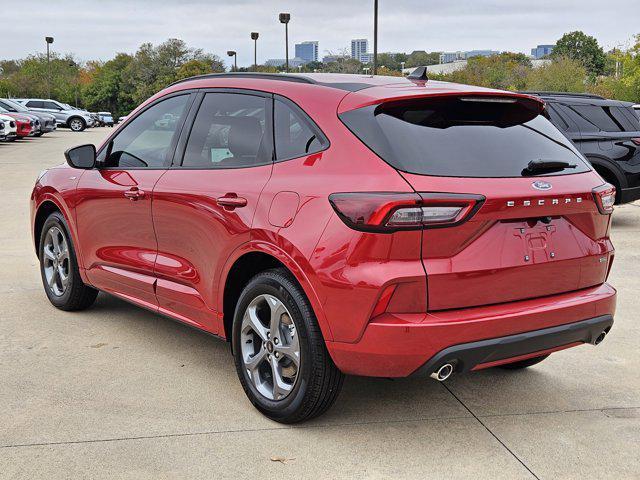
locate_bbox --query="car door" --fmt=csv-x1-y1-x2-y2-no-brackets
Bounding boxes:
75,92,193,309
152,90,273,332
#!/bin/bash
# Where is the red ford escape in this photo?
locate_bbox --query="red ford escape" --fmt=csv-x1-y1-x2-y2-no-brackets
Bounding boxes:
31,71,617,423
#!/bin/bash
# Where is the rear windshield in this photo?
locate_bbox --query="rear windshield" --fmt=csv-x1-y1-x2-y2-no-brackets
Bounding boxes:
340,95,590,178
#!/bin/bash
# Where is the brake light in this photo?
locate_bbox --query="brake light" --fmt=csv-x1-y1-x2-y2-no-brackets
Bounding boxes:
328,192,484,232
631,138,640,146
592,183,616,214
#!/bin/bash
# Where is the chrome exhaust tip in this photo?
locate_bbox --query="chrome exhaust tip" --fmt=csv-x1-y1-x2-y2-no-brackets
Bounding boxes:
430,363,454,382
594,330,607,345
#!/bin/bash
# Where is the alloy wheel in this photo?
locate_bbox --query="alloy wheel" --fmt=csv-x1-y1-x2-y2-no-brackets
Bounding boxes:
42,226,70,296
70,119,83,131
240,294,300,401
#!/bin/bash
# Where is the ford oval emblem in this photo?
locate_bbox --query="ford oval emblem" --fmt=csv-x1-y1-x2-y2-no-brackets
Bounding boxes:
532,180,552,191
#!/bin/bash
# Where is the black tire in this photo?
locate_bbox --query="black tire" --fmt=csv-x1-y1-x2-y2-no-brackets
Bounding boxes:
38,212,98,311
232,268,344,423
497,354,549,370
68,117,86,132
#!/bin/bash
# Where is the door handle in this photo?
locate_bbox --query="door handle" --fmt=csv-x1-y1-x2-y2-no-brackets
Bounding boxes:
124,187,145,201
217,193,247,210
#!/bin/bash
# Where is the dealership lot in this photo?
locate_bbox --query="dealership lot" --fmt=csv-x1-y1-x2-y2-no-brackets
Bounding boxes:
1,130,638,479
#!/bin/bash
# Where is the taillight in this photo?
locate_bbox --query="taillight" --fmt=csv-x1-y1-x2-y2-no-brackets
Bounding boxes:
631,138,640,146
328,192,484,232
592,183,616,214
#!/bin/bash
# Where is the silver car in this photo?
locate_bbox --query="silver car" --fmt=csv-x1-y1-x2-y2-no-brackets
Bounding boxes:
14,99,94,132
0,98,57,135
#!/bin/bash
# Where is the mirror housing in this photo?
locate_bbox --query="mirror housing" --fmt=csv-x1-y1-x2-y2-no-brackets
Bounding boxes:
65,144,96,169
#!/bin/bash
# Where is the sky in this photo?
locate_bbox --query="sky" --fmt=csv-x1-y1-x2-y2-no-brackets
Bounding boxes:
1,0,638,67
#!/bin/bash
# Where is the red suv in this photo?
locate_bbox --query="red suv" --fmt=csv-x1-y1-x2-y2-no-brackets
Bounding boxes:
31,73,617,423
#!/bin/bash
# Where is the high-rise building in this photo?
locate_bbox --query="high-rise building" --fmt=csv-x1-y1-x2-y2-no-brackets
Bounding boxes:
295,41,319,64
351,39,369,63
531,44,555,59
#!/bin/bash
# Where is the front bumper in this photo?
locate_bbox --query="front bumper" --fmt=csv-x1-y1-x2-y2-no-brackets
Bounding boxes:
326,283,616,377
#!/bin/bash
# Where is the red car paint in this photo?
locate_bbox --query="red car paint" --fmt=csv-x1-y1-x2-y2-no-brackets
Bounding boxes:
31,74,616,377
2,112,32,137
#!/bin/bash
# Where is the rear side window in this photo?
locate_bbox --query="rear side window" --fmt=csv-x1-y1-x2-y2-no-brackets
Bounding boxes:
26,101,43,108
340,96,589,178
182,92,271,169
274,98,326,160
570,104,623,132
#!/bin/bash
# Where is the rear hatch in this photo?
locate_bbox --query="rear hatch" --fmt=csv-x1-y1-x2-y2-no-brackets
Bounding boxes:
340,92,614,311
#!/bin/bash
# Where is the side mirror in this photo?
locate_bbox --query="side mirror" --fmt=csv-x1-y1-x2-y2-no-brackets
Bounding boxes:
65,144,96,169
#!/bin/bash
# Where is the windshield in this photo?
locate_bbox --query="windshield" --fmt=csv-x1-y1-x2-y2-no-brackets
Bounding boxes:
340,95,590,178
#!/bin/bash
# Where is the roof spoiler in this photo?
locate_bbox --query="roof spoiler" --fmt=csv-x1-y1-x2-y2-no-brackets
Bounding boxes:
407,66,429,82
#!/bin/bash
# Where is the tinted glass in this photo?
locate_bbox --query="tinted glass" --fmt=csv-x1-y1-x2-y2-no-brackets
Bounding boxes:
340,96,588,177
102,94,189,168
546,104,569,131
182,93,270,168
43,101,61,110
610,106,640,131
274,99,324,160
26,101,43,108
570,105,622,132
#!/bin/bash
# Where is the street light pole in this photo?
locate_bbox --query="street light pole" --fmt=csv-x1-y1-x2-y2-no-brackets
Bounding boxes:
227,51,237,71
251,32,259,71
279,13,291,73
373,0,378,75
45,36,54,98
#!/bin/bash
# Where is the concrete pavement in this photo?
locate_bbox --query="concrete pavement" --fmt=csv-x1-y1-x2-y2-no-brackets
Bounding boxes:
1,129,638,479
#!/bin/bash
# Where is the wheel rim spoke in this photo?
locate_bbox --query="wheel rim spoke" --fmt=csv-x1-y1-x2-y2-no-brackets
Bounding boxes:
240,293,300,401
42,225,70,297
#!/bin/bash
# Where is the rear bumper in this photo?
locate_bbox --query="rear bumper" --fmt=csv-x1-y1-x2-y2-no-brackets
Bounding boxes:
326,283,616,377
412,314,613,377
620,185,640,204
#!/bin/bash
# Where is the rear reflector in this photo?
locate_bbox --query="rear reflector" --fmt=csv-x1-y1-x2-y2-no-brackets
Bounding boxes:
329,192,484,232
592,183,616,214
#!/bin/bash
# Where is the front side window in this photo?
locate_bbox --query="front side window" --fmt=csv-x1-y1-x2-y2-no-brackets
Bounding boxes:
182,93,271,168
274,99,326,160
100,94,189,168
43,101,62,110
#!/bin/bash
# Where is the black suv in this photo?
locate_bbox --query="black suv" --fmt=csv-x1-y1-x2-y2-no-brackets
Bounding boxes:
524,92,640,204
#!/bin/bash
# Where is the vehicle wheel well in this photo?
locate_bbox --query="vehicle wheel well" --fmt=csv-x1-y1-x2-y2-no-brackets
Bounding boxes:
34,201,61,256
222,252,287,341
591,164,622,203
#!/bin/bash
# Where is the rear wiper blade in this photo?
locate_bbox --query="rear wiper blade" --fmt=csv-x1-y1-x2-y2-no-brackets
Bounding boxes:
522,159,577,176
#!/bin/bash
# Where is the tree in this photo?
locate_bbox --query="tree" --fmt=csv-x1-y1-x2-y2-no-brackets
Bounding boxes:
525,57,587,92
82,53,135,117
552,31,607,77
405,51,440,68
434,53,532,91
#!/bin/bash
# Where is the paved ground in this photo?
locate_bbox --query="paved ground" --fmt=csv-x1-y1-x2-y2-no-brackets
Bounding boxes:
1,129,639,480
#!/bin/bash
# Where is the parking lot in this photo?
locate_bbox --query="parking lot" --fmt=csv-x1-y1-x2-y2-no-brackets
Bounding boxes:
1,129,639,479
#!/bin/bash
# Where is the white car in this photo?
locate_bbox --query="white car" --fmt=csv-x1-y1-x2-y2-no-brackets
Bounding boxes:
0,113,18,141
14,98,94,132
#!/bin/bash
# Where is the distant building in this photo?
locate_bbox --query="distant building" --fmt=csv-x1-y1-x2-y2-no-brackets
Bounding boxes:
295,41,319,64
413,58,551,76
322,54,349,64
531,44,555,59
351,39,369,62
265,57,306,68
359,53,374,64
439,50,499,64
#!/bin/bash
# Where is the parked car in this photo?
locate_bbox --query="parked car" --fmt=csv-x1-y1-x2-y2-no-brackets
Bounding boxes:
0,113,18,141
14,99,94,132
633,104,640,118
0,108,33,137
0,98,57,135
523,92,640,204
32,72,616,423
97,111,114,127
0,105,41,136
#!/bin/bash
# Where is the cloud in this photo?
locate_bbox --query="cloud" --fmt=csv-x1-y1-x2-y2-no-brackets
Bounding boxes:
1,0,636,66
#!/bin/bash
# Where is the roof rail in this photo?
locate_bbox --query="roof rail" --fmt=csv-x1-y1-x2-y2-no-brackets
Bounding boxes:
168,72,317,88
519,91,605,100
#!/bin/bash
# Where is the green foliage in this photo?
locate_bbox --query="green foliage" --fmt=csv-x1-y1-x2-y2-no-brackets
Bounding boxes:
552,31,607,77
525,57,587,92
433,53,532,91
405,51,440,68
